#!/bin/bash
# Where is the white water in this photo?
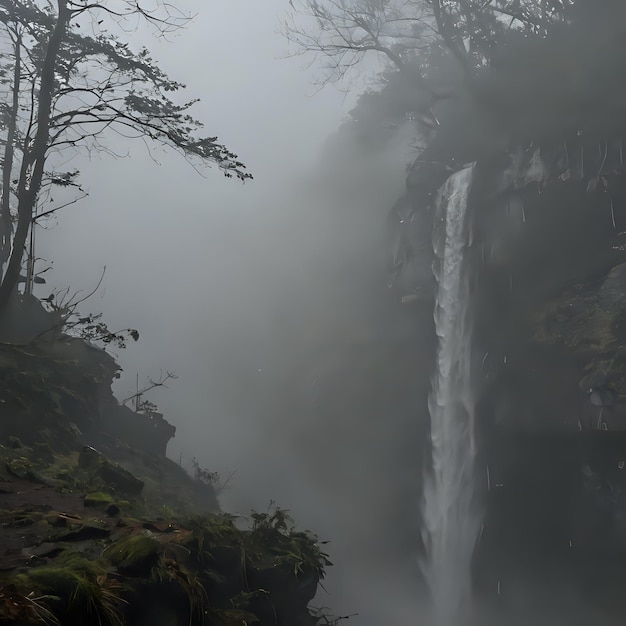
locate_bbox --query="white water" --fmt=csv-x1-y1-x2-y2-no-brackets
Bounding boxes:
421,165,479,626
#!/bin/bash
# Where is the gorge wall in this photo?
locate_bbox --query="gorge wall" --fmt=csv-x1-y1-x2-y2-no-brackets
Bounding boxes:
390,122,626,622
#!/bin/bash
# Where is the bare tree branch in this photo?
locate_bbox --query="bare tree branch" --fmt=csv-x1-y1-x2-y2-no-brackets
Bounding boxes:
0,0,252,312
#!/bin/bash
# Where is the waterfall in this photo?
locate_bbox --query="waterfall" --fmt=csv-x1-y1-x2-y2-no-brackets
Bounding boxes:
421,165,479,626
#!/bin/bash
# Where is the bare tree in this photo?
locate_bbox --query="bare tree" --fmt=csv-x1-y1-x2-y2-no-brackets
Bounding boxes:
0,0,251,311
283,0,573,88
121,370,178,413
282,0,437,88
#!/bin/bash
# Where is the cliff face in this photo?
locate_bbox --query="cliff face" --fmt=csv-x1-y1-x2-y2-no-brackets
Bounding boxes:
389,112,626,623
471,139,626,432
377,10,626,614
0,298,332,626
469,141,626,623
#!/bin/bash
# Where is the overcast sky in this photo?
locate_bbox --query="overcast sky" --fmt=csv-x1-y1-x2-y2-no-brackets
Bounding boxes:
35,2,419,622
39,0,358,427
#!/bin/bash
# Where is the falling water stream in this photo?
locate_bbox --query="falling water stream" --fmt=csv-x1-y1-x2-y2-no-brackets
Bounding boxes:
421,165,479,626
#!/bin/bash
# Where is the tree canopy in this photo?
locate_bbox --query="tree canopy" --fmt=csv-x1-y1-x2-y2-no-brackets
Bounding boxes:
283,0,575,86
0,0,251,310
286,0,626,141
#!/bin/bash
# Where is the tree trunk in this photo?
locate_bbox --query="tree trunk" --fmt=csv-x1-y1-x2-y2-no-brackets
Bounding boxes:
0,29,21,268
429,0,471,75
0,0,70,311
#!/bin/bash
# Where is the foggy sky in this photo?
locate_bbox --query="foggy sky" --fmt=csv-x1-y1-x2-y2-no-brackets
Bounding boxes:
35,2,420,623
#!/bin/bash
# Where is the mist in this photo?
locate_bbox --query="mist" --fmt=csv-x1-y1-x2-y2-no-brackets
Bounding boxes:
18,1,626,624
29,2,423,622
38,125,424,623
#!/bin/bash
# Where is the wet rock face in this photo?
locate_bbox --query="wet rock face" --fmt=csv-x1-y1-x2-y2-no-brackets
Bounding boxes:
529,262,626,418
387,193,436,303
461,141,626,621
474,431,626,624
388,137,626,619
389,137,626,434
468,139,626,433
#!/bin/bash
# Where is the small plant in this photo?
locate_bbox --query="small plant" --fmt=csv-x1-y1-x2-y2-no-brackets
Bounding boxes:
191,457,235,496
248,503,333,581
185,513,241,561
69,313,139,349
40,271,139,350
120,371,178,415
310,607,356,625
0,586,60,626
14,555,128,626
249,501,293,537
191,457,220,487
274,530,333,580
229,588,269,610
105,535,160,575
152,557,209,626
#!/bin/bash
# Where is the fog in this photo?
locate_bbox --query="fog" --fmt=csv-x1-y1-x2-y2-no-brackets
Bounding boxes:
8,1,626,624
33,1,423,622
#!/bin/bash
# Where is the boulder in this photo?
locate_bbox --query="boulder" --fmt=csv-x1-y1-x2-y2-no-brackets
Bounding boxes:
97,459,144,496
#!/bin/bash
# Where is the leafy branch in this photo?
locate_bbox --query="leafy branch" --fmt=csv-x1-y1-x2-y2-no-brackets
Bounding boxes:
190,457,235,496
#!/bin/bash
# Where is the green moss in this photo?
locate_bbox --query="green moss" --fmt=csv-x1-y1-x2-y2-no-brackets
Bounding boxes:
245,508,332,583
5,458,34,480
105,534,160,575
7,514,36,527
44,452,78,485
18,564,85,598
184,513,243,566
186,513,240,542
12,554,125,626
84,492,114,507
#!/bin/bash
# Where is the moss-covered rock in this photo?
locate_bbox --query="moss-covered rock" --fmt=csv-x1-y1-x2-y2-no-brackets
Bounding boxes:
84,491,115,507
13,554,126,626
106,534,161,576
97,458,144,496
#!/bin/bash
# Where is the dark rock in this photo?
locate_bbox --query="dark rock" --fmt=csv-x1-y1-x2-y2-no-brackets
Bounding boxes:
55,524,110,542
21,542,64,559
105,503,120,517
97,459,144,496
7,436,23,449
590,387,615,407
5,460,34,481
78,445,101,469
49,513,81,527
210,609,260,625
101,403,177,458
33,442,54,465
208,545,245,590
29,470,61,489
78,445,144,495
406,158,453,191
